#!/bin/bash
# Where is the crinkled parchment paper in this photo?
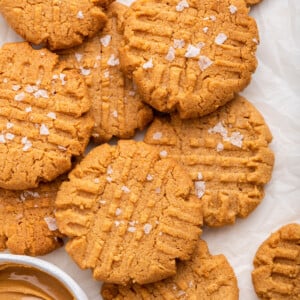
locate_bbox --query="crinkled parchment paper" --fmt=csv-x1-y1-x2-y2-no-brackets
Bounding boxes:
0,0,299,299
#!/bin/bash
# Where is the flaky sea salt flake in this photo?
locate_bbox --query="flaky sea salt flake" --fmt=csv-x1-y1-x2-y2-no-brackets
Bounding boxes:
185,44,200,58
14,92,25,101
80,67,91,76
47,112,57,120
174,39,185,49
0,135,6,144
121,185,131,193
6,122,14,129
144,223,152,234
195,181,206,199
153,132,162,140
176,0,189,12
5,133,15,140
198,56,213,71
143,58,153,69
100,35,112,47
229,4,238,14
75,53,83,62
40,124,50,136
165,46,175,62
44,217,58,231
215,33,228,45
77,11,84,19
146,174,153,181
12,85,21,91
216,142,224,152
107,54,120,66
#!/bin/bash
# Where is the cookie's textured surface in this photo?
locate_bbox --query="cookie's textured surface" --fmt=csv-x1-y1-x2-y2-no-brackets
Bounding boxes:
252,224,300,300
0,179,64,256
55,140,202,285
0,42,93,190
0,0,110,50
144,96,274,227
245,0,262,6
102,239,239,299
120,0,258,118
59,2,153,143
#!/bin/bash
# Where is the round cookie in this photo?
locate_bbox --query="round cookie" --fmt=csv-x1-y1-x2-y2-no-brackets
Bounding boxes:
0,42,93,190
101,239,239,299
144,96,274,227
0,179,64,256
58,2,153,143
55,140,202,285
120,0,259,119
252,223,300,300
0,0,111,50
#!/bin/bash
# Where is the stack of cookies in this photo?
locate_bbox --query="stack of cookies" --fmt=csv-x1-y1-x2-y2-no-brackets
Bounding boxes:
0,0,299,299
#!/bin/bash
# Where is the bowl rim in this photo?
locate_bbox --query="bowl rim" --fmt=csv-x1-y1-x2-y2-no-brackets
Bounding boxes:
0,253,89,300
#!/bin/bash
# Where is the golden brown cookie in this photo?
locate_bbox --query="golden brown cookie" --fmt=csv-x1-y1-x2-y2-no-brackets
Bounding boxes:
0,179,64,256
144,96,274,227
55,140,202,285
245,0,262,6
101,239,239,299
0,42,93,190
120,0,259,119
58,2,153,143
252,223,300,300
0,0,111,50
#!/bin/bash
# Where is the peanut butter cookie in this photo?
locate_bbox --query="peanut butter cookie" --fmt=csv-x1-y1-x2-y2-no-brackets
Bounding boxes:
0,179,64,256
252,223,300,300
144,96,274,227
0,42,93,190
0,0,111,50
120,0,259,118
59,2,153,143
55,140,202,285
102,239,239,300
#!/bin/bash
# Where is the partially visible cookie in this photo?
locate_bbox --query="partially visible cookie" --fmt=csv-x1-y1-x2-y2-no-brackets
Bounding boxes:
144,96,274,227
0,42,93,190
245,0,262,6
252,223,300,300
101,239,239,299
0,0,111,50
55,140,202,285
0,179,64,256
120,0,259,118
59,2,153,143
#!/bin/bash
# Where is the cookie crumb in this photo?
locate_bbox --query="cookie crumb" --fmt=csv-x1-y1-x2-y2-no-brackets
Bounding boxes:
215,33,228,45
143,58,153,69
176,0,189,12
44,217,58,231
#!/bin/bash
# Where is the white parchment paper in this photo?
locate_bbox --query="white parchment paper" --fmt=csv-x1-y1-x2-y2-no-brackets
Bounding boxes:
0,0,299,299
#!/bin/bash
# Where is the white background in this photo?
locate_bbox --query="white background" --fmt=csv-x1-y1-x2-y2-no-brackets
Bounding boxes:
0,0,299,299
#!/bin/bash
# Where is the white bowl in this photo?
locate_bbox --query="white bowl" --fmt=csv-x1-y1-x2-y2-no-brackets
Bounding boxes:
0,253,89,300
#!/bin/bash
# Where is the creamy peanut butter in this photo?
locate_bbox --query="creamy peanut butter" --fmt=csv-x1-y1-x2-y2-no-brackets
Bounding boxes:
0,263,75,300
